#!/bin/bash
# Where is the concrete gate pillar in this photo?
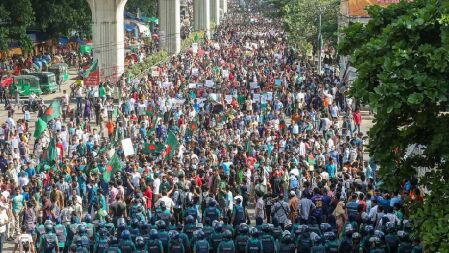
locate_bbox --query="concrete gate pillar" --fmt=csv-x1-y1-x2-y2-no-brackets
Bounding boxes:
194,0,210,37
210,0,220,26
159,0,181,55
86,0,128,82
220,0,227,16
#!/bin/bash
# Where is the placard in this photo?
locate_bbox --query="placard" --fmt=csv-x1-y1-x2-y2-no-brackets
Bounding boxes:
122,138,135,156
188,83,197,89
253,93,261,102
192,68,199,76
151,66,159,77
266,92,273,101
192,43,198,54
261,94,268,104
250,82,259,89
225,95,233,104
275,79,282,87
205,80,215,88
161,81,173,88
209,93,219,101
222,69,229,79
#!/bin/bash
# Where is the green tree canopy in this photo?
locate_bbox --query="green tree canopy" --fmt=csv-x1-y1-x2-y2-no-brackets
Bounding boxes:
339,0,449,250
0,0,34,52
126,0,157,18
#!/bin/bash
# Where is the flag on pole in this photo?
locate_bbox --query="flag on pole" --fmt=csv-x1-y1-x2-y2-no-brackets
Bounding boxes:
41,101,61,122
163,132,179,160
34,118,48,139
142,142,165,154
47,138,58,165
194,33,199,42
103,154,123,183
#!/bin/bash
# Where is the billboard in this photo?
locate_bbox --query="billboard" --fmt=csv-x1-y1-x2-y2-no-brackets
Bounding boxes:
348,0,400,17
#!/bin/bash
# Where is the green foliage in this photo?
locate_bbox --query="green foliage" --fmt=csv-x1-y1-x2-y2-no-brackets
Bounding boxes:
126,0,157,18
125,50,169,77
339,0,449,250
1,0,34,52
31,0,92,38
270,0,339,48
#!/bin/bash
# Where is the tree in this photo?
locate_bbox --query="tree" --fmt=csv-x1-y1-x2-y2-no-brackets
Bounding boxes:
126,0,158,18
31,0,92,38
268,0,339,51
2,0,34,52
339,0,449,250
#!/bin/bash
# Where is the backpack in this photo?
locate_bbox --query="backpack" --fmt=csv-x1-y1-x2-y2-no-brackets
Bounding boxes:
247,239,261,253
43,233,58,252
234,206,246,225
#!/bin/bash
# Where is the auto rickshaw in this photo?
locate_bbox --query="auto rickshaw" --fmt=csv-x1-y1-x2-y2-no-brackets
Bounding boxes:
48,63,69,86
11,75,43,97
28,72,58,93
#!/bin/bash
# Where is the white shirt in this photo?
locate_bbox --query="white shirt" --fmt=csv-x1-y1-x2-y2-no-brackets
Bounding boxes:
15,233,33,252
0,208,9,233
155,196,175,210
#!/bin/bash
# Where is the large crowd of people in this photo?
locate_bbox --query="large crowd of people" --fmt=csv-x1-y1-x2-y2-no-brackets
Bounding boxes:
0,0,424,253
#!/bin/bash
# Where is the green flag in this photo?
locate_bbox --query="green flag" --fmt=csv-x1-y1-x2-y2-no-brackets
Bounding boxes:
246,139,253,155
163,132,179,160
142,142,165,154
34,118,48,139
103,154,123,183
41,101,61,122
47,138,58,164
194,33,199,42
80,59,98,78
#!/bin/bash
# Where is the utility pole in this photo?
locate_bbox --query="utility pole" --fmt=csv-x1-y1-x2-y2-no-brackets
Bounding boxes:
318,6,322,75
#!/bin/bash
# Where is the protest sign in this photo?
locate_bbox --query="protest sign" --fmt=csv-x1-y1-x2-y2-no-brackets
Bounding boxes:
122,138,135,156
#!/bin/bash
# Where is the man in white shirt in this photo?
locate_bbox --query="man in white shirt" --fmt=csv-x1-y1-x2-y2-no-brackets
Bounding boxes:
14,225,35,253
0,203,9,252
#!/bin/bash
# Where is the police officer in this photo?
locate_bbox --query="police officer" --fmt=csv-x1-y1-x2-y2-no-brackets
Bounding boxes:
296,225,312,253
231,198,247,227
369,237,386,253
204,201,221,223
71,225,90,253
94,227,110,253
352,232,362,253
235,224,250,253
176,224,192,253
397,231,412,253
119,230,136,253
217,230,235,253
385,223,399,253
210,222,225,253
74,238,89,253
259,224,276,253
39,222,59,253
360,225,374,253
310,234,325,253
338,224,354,253
323,232,339,252
184,215,197,238
155,221,169,253
156,201,173,225
194,230,210,253
169,231,186,253
278,231,295,253
54,219,67,253
106,237,121,253
135,236,149,253
246,228,263,253
148,229,164,253
130,218,142,242
184,201,199,223
84,214,95,240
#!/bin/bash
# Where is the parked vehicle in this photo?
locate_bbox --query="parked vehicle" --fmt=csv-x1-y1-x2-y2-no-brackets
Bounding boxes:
10,75,43,97
48,63,69,86
28,72,58,93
